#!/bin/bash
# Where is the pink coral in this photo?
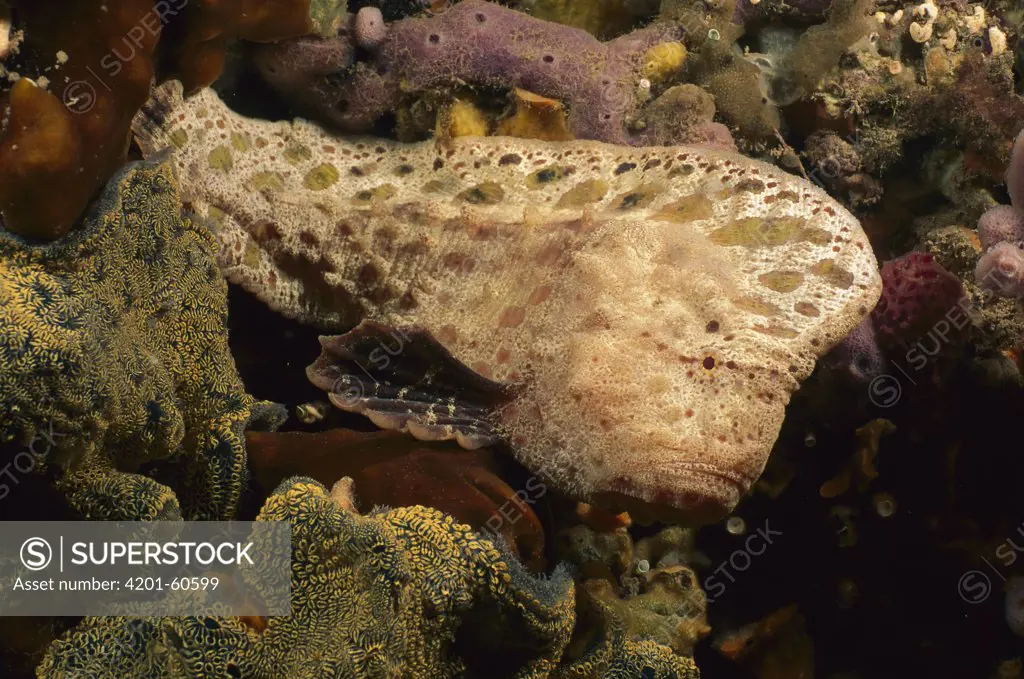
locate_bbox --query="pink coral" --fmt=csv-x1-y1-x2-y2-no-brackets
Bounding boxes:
975,131,1024,296
975,242,1024,298
978,204,1024,250
871,252,965,345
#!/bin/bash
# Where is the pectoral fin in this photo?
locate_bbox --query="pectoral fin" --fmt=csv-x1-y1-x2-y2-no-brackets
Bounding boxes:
306,321,513,449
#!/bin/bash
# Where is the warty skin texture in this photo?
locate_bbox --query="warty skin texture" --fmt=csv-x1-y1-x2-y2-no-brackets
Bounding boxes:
133,82,881,524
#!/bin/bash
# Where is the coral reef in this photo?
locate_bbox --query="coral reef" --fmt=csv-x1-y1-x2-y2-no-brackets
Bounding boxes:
134,81,880,524
244,428,547,570
0,157,282,520
254,0,688,144
0,0,314,240
975,132,1024,298
788,0,1024,199
558,523,710,659
38,477,698,678
563,580,702,679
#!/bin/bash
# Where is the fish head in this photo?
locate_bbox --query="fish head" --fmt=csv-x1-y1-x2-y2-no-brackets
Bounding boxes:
514,217,803,525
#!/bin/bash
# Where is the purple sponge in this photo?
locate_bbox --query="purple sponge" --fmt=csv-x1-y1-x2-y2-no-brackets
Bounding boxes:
255,0,685,143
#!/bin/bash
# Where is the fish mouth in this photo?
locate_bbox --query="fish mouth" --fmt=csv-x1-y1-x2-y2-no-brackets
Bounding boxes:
590,463,750,526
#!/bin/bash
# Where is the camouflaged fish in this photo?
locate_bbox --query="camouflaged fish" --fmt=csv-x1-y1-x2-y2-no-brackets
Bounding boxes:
133,81,881,524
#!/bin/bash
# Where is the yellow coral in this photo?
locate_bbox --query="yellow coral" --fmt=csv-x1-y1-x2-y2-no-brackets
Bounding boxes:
437,98,491,139
39,478,700,678
496,88,575,142
642,42,687,86
0,158,283,520
39,477,575,678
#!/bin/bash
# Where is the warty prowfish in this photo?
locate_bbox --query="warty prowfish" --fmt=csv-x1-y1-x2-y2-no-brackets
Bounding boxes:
133,81,881,524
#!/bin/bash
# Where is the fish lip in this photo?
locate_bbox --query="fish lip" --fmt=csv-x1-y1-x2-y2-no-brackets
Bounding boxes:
667,461,753,490
591,463,752,526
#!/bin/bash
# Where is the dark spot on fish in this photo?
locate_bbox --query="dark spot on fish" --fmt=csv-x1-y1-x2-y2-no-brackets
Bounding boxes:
735,178,765,193
299,231,320,247
357,263,379,285
442,252,475,273
253,220,281,241
536,168,557,183
706,320,720,333
499,153,522,166
433,159,444,171
395,164,415,176
703,356,715,370
398,291,418,310
499,306,526,328
614,162,637,175
350,166,364,177
366,286,394,305
618,192,643,209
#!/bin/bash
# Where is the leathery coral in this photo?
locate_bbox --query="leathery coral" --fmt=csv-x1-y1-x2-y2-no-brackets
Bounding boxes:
0,0,313,240
0,157,283,520
244,428,548,570
38,477,698,678
134,82,881,524
254,0,688,144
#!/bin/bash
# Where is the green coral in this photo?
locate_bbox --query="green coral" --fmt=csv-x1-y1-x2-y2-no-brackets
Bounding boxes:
556,577,701,679
38,478,700,678
0,157,283,521
309,0,348,37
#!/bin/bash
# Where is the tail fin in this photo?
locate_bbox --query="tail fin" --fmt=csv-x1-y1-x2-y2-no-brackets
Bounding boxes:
132,80,188,158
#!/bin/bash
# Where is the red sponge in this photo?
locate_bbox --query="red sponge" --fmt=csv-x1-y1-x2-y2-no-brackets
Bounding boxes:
871,252,964,345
